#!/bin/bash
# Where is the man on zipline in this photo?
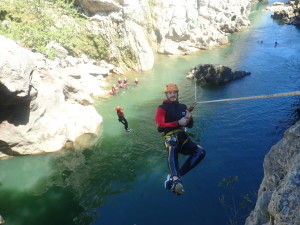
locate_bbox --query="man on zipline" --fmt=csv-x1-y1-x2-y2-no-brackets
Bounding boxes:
155,83,206,195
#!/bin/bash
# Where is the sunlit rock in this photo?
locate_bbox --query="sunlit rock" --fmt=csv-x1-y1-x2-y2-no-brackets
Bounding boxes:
268,1,300,25
77,0,251,71
0,35,103,158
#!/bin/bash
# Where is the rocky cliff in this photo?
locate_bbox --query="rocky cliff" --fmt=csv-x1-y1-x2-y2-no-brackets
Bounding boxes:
77,0,252,71
245,121,300,225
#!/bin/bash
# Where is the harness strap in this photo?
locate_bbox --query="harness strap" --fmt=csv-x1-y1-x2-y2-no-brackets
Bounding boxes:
164,128,189,150
163,129,184,138
182,138,188,147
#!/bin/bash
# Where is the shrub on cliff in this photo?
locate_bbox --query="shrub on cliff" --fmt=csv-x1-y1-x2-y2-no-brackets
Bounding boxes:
0,0,109,61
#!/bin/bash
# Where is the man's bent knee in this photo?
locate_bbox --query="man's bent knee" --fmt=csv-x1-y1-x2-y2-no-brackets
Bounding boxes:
196,145,206,159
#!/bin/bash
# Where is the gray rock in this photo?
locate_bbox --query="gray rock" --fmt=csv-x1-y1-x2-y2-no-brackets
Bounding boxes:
79,0,122,15
0,35,103,158
186,64,250,84
245,121,300,225
76,0,252,71
268,1,300,25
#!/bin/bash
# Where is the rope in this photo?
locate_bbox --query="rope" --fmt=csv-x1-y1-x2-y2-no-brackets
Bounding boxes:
194,81,197,102
195,91,300,104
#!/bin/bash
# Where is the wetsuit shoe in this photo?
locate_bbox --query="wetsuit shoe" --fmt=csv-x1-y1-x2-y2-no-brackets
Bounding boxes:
164,174,173,190
172,180,185,195
125,128,131,132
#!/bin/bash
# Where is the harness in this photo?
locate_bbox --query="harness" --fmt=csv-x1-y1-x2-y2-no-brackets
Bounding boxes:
163,129,189,150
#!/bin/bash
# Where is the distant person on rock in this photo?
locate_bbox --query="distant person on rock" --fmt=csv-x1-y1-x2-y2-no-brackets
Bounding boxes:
155,83,206,195
115,106,131,132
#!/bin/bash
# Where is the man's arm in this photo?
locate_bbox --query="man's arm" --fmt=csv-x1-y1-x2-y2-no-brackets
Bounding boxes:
155,107,179,128
184,107,194,128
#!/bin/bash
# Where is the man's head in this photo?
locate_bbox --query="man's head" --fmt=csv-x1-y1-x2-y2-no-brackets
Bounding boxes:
164,83,179,102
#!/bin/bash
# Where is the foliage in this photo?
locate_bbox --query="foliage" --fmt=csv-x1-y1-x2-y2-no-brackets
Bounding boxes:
218,176,254,225
0,0,108,61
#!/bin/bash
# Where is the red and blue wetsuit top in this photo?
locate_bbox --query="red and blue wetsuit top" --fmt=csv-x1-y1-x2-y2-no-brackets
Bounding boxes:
155,100,193,134
117,111,124,119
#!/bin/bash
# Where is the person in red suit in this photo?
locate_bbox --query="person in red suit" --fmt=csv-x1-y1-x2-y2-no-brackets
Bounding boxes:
115,106,131,132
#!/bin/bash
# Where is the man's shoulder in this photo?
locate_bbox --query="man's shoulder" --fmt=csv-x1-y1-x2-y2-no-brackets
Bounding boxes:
157,99,169,108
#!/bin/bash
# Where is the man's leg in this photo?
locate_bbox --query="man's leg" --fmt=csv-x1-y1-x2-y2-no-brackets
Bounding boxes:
179,141,206,177
165,136,185,195
123,118,129,130
119,118,128,130
165,137,180,177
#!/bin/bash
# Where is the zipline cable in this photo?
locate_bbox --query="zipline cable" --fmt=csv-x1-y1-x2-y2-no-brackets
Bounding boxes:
194,81,197,102
188,90,300,111
195,91,300,104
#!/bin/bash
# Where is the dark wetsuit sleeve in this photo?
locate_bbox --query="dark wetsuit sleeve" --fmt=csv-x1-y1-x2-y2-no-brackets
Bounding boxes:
155,107,179,128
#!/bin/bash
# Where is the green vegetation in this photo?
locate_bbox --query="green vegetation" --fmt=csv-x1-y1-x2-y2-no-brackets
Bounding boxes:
219,176,254,225
0,0,109,61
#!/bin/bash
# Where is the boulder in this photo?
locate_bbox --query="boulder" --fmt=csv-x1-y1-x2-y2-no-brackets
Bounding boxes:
186,64,250,84
0,35,103,158
268,1,300,25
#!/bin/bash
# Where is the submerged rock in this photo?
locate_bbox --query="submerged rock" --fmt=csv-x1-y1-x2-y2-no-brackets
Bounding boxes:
186,64,250,84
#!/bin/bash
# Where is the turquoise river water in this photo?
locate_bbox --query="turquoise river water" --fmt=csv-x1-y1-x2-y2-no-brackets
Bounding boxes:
1,1,300,225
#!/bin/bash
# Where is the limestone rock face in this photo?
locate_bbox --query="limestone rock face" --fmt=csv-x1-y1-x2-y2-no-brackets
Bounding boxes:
0,35,103,158
78,0,251,71
245,121,300,225
154,0,251,54
186,64,250,84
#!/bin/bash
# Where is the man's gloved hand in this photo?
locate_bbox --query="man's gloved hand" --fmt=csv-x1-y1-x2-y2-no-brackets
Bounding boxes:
185,110,192,120
178,117,190,126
